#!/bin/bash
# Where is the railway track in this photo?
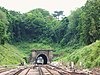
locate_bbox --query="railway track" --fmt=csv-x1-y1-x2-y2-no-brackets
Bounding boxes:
0,64,88,75
0,68,11,73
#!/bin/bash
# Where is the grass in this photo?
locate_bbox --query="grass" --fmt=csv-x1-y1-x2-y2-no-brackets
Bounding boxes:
0,42,53,65
14,42,53,56
54,40,100,68
0,43,24,65
0,40,99,68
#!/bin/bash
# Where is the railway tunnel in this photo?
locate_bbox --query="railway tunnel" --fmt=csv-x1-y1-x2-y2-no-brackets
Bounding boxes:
29,49,53,64
36,54,48,64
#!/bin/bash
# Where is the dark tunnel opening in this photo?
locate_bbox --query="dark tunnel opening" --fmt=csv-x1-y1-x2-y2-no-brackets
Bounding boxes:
36,54,48,64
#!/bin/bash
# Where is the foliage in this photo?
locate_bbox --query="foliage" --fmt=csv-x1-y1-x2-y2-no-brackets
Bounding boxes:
57,40,100,68
0,43,24,65
52,11,64,20
0,0,99,45
58,0,100,46
14,42,53,55
0,10,8,45
0,0,100,67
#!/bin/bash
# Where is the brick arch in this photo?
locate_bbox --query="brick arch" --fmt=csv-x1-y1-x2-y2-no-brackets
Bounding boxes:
36,54,48,64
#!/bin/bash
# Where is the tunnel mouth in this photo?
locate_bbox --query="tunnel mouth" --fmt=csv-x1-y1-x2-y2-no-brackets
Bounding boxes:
36,54,48,64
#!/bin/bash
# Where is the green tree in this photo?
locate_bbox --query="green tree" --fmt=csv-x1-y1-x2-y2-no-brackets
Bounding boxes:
52,11,64,20
0,10,8,44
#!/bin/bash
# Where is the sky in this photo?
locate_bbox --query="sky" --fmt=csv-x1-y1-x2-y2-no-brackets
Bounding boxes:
0,0,87,16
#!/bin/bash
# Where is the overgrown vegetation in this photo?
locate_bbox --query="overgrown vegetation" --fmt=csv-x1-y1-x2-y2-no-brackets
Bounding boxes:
0,0,100,68
0,43,24,65
0,0,99,45
55,40,100,68
14,42,53,55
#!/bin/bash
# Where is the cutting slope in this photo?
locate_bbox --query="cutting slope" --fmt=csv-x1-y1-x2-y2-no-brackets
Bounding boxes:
0,43,24,65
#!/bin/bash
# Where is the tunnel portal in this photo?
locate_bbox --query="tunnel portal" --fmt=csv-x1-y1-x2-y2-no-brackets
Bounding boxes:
29,50,53,64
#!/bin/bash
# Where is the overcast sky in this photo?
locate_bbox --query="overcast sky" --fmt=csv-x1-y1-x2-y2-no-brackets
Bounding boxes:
0,0,87,16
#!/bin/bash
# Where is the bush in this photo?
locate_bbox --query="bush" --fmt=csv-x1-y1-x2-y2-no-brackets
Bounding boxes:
85,61,92,68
